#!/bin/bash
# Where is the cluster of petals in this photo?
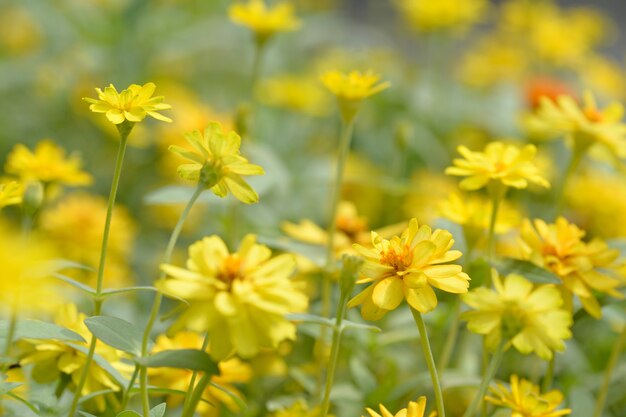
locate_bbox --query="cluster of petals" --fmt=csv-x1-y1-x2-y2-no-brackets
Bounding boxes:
348,218,470,319
445,141,550,191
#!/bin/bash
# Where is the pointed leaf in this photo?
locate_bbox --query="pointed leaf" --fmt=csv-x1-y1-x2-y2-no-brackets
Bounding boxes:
143,349,218,374
493,258,561,284
0,320,85,343
150,403,166,417
84,316,146,356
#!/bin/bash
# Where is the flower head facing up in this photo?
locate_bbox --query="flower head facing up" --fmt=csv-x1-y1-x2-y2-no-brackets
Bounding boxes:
393,0,487,33
445,141,550,191
321,70,390,121
229,0,300,44
5,140,92,187
525,91,626,158
365,397,435,417
486,375,572,417
348,218,470,320
0,180,23,209
169,122,264,204
519,217,624,319
461,272,572,360
157,234,308,360
84,82,172,125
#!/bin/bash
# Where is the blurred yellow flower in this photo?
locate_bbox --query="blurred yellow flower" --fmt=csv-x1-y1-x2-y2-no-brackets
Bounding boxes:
445,141,549,191
0,6,42,55
256,74,331,117
229,0,301,44
84,82,172,125
0,180,23,209
321,70,390,121
5,140,92,187
169,122,264,204
394,0,486,33
462,273,572,360
149,331,251,417
439,192,522,234
271,400,329,417
518,217,624,319
349,218,470,319
486,375,571,417
40,193,136,288
524,92,626,158
157,234,308,360
18,304,127,411
0,223,61,316
365,397,434,417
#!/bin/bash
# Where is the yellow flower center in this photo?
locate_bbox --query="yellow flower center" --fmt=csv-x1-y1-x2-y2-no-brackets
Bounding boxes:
219,255,242,283
494,161,508,173
584,107,603,123
380,245,413,272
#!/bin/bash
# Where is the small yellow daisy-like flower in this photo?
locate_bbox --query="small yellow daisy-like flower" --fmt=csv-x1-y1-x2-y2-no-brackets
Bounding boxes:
84,82,172,125
149,331,252,417
271,400,329,417
518,217,624,319
5,140,92,187
439,192,522,235
445,141,550,191
365,397,435,417
0,180,23,209
157,234,308,360
320,70,390,121
461,272,572,360
485,375,572,417
348,218,470,320
257,74,331,117
169,122,264,204
394,0,487,33
524,91,626,158
229,0,300,44
18,304,128,412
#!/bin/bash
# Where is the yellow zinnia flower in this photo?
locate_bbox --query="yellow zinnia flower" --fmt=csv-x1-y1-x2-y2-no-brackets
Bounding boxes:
5,140,92,187
439,192,522,235
256,74,331,117
524,91,626,158
169,122,264,204
320,70,390,121
84,82,172,125
445,141,550,191
461,272,572,360
18,304,127,412
229,0,301,44
149,331,252,417
365,397,435,417
348,218,470,320
518,217,624,319
0,180,23,209
157,234,308,360
485,375,572,417
271,400,329,417
393,0,487,33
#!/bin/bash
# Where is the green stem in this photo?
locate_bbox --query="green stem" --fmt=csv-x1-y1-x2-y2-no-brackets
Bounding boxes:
411,308,445,417
138,183,205,415
462,343,505,417
592,325,626,417
320,293,349,417
181,372,212,417
486,186,504,264
542,356,555,393
317,118,356,397
555,141,588,217
438,298,461,371
68,125,131,417
140,366,150,416
120,365,139,410
182,333,210,413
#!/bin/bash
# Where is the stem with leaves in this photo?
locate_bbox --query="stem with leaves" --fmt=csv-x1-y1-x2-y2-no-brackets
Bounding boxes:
461,342,505,417
592,325,626,417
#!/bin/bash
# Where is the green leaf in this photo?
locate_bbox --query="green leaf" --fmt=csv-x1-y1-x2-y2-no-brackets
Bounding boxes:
209,382,247,411
78,412,98,417
286,313,333,327
53,273,97,296
492,258,561,284
340,320,381,333
101,286,158,297
150,403,166,417
84,316,146,356
143,349,218,374
0,381,21,395
257,236,326,267
46,259,95,272
117,411,141,417
0,320,85,343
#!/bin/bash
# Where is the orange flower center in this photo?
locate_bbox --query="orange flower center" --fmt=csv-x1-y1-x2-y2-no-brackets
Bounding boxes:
380,245,413,272
219,255,242,283
494,161,508,173
584,108,603,123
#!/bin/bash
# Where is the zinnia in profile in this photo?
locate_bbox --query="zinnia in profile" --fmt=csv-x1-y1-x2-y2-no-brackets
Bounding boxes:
348,218,470,320
321,70,390,121
365,397,435,417
229,0,300,44
461,272,572,360
157,234,308,360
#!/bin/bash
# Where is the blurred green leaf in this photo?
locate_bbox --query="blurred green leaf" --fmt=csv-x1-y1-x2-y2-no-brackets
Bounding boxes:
101,286,158,297
0,319,85,343
0,381,22,395
210,382,248,411
493,258,561,284
150,403,166,417
258,236,326,267
117,412,141,417
53,273,97,296
84,316,146,356
143,349,218,374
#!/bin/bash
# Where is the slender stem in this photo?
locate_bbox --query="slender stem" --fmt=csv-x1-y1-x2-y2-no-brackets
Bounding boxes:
181,373,211,417
317,118,356,397
182,332,210,413
120,365,139,410
555,141,588,217
486,188,503,264
438,298,461,371
250,40,266,97
592,325,626,417
320,293,349,417
68,126,131,417
542,356,555,393
138,183,205,415
411,308,445,417
462,343,505,417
